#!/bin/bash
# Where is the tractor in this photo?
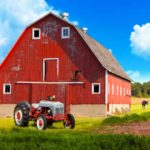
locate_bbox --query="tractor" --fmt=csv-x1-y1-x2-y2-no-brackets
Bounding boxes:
14,96,75,130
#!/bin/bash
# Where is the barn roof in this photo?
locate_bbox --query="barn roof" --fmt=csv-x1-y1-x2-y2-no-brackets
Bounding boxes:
76,29,131,81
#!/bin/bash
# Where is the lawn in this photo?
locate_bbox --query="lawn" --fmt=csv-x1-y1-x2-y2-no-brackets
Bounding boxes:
130,104,150,114
1,103,150,149
1,117,150,150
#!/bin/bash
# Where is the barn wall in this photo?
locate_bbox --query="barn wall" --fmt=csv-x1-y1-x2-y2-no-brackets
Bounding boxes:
0,14,105,105
0,104,15,117
107,72,131,113
70,104,107,117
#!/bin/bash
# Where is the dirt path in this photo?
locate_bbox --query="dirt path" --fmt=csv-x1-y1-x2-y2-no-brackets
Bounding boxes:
98,122,150,136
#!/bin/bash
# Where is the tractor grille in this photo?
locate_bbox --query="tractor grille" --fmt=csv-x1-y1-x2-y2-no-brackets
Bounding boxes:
55,108,64,115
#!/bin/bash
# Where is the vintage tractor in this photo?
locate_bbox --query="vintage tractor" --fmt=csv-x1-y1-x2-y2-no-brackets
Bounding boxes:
14,96,75,130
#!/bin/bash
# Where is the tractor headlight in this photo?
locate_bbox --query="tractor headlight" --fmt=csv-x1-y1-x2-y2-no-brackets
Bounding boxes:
47,109,52,115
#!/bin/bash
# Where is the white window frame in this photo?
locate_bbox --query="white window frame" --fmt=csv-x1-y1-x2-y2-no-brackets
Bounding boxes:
32,28,41,40
61,27,70,39
116,85,119,96
3,83,11,95
108,83,110,95
120,87,122,96
43,58,59,81
126,89,128,95
92,83,101,94
124,88,126,96
128,89,131,96
112,84,114,95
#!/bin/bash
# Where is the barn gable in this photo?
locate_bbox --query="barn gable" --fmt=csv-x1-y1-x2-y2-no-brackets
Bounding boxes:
0,12,130,82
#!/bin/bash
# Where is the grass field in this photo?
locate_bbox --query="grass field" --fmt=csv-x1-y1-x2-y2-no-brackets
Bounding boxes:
1,117,150,150
130,104,150,114
1,102,150,149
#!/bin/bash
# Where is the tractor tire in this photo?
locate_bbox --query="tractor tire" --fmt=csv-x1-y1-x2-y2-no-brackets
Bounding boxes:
14,101,30,127
36,115,47,130
64,114,75,129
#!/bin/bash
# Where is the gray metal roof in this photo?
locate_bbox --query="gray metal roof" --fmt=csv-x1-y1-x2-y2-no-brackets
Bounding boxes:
77,29,131,81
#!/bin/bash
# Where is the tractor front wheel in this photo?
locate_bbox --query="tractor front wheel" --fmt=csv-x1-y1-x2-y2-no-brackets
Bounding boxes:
63,114,75,129
36,115,47,130
14,101,30,127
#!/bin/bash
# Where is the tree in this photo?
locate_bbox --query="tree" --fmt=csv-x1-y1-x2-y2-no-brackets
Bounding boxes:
132,82,142,97
132,81,150,97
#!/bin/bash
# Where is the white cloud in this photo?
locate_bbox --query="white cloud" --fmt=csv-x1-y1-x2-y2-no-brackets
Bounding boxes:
71,21,79,26
0,0,56,25
0,0,60,63
126,70,150,83
0,36,7,46
126,70,140,79
130,23,150,59
0,1,79,63
108,49,112,53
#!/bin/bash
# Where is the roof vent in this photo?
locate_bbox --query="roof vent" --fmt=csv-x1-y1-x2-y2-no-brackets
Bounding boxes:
82,27,88,33
61,12,69,20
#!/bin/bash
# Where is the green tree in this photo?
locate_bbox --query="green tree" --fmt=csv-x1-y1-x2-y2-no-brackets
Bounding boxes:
132,82,142,97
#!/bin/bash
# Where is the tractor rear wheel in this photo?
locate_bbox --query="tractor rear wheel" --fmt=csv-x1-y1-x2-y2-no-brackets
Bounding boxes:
63,114,75,129
36,115,47,130
14,101,30,127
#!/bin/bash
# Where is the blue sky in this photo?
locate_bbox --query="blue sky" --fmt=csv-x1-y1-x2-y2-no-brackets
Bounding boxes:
0,0,150,83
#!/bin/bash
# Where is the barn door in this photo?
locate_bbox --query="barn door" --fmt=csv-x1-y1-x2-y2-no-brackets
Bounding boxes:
45,59,58,81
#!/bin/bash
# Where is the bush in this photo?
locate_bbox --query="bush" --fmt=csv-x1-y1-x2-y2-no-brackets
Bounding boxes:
102,112,150,125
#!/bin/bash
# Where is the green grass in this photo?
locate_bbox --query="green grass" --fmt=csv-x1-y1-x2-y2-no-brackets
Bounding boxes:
1,104,150,149
102,104,150,125
130,104,150,114
1,127,150,150
0,115,150,150
101,112,150,125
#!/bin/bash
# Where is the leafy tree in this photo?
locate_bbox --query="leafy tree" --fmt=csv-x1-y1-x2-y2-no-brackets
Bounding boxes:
132,81,150,97
132,82,142,97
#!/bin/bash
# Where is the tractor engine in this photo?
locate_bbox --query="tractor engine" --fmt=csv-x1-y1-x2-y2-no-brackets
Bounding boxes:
32,100,64,116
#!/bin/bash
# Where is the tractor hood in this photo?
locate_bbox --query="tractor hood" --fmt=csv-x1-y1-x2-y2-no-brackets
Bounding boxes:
39,100,64,109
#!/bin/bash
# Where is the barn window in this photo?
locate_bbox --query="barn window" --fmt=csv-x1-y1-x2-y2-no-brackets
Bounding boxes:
32,28,41,39
124,88,126,96
72,70,81,81
112,84,114,95
116,85,119,96
3,84,11,94
128,89,131,96
61,27,70,39
92,83,100,94
108,83,110,94
120,87,122,96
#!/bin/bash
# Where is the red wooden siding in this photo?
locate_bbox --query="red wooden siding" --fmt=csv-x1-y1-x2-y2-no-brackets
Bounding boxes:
45,60,57,81
107,73,131,105
0,14,105,105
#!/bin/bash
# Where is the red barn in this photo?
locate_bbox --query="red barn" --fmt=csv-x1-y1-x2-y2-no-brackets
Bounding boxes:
0,12,131,117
